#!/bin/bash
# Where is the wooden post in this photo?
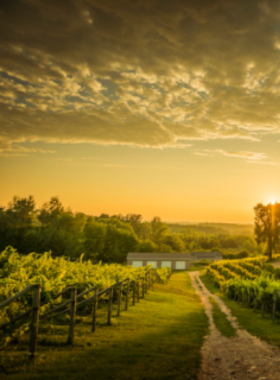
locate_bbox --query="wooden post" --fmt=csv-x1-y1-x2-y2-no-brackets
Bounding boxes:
67,287,77,344
272,291,277,323
247,293,250,308
92,289,98,333
145,273,148,293
254,292,257,312
133,281,136,305
125,280,130,310
137,281,140,302
117,282,122,316
142,278,145,298
29,284,41,360
107,287,113,325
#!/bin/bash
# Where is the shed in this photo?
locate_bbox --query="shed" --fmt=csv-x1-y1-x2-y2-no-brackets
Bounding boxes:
127,250,222,270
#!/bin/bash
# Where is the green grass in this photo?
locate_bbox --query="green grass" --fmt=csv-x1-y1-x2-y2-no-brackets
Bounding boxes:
188,265,204,272
209,297,236,338
200,272,280,348
1,272,208,380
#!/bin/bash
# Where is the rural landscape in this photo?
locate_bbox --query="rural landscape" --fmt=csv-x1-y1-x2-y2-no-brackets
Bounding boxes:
2,0,280,379
1,199,280,379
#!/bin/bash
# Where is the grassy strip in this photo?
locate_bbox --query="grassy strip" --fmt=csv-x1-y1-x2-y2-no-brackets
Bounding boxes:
188,265,204,272
209,297,236,338
1,272,208,380
200,272,280,348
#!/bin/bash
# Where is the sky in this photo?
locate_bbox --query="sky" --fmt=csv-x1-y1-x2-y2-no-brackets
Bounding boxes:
1,0,280,223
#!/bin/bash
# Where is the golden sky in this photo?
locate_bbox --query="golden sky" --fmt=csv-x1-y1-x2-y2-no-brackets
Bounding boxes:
1,0,280,222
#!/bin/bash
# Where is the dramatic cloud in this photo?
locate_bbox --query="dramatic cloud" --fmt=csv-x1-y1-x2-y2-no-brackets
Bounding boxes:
1,0,280,149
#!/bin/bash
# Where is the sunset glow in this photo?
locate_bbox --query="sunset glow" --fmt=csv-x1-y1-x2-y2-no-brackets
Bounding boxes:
1,0,280,222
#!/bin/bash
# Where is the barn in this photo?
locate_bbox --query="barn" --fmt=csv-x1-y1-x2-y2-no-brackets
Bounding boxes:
126,251,222,270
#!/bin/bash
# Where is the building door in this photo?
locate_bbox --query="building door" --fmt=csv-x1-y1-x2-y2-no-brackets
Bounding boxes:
161,261,171,268
175,261,186,270
132,261,143,267
147,260,157,268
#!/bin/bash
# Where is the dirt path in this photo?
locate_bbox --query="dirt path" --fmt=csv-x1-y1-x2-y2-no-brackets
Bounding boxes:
272,261,280,268
189,271,280,380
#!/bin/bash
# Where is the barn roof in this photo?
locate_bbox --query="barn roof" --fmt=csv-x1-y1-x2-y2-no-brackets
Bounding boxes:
127,251,222,260
127,252,192,260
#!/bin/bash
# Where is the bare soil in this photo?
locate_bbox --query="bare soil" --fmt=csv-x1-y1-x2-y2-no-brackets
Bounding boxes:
190,271,280,380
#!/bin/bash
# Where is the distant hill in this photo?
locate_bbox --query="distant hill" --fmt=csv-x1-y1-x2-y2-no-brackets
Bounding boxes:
166,222,254,236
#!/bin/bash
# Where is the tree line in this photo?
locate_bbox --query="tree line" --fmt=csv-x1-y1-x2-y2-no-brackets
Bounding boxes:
0,196,261,263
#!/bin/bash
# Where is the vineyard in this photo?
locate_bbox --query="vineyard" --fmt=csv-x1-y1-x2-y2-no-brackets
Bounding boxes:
206,255,280,319
0,246,171,356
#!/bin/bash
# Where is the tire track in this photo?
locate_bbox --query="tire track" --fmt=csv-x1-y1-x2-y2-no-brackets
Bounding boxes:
190,271,280,380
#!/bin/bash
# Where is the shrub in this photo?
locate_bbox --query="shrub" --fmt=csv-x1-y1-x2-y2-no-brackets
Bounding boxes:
223,250,249,260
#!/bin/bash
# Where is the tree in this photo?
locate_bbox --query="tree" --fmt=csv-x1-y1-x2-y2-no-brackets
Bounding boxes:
84,220,106,259
150,217,169,245
164,234,185,252
138,239,157,252
242,239,255,253
38,196,64,225
254,202,280,260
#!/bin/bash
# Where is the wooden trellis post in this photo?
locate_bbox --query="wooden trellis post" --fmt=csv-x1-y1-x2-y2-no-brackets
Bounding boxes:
92,289,98,333
142,278,145,298
117,282,122,316
107,287,113,325
133,281,136,305
137,281,140,302
125,280,130,310
29,284,41,360
67,287,77,344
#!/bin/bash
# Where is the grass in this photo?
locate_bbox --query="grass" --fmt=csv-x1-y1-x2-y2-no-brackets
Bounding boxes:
188,265,204,272
200,272,280,348
1,272,208,380
209,297,236,338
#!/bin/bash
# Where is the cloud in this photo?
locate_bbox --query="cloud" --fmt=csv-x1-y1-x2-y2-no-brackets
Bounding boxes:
213,149,267,160
1,0,280,149
0,138,56,156
203,149,276,164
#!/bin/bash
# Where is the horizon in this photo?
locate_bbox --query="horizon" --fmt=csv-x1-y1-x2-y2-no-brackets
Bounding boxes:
1,0,280,223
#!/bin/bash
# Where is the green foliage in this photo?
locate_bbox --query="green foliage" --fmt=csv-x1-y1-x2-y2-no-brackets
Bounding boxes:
0,196,258,262
137,239,157,253
0,246,171,340
205,256,280,311
223,250,249,260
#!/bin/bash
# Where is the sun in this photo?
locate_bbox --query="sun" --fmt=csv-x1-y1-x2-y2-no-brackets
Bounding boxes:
270,199,277,205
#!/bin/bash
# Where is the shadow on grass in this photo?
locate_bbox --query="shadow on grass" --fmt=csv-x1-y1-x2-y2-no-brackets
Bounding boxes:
11,310,207,380
2,273,209,380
